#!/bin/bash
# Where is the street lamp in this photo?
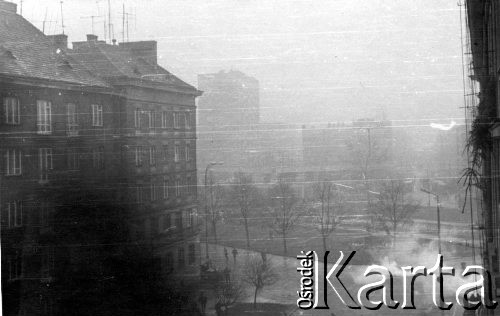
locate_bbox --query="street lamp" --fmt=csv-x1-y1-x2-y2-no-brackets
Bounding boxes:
421,187,441,254
204,162,223,260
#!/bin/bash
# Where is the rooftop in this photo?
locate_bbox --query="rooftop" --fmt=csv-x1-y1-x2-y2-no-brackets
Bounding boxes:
0,1,108,88
71,35,199,94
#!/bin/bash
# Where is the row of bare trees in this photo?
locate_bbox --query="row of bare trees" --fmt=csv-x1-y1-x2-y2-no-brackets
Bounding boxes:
203,171,420,255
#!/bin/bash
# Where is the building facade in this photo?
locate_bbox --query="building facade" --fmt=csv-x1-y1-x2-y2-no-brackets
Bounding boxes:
466,0,500,308
197,70,302,184
0,2,201,315
71,35,202,279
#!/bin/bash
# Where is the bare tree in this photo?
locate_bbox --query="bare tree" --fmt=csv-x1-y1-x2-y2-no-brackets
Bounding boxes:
231,172,258,248
311,180,345,253
371,179,419,246
215,272,245,316
242,254,279,309
269,179,301,255
345,125,391,208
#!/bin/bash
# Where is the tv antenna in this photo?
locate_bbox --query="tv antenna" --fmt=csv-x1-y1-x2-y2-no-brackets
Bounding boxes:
42,8,56,34
121,5,136,43
60,1,65,34
107,0,112,43
80,15,104,35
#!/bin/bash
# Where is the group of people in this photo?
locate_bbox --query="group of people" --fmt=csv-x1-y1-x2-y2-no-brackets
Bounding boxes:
197,247,241,315
223,247,238,264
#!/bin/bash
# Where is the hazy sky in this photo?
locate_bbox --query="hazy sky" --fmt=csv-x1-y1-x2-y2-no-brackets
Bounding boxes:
18,0,466,124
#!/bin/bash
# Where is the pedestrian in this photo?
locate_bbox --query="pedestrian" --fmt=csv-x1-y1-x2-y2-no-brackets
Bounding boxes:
224,247,229,263
198,291,207,314
232,247,238,264
261,251,267,264
223,266,230,283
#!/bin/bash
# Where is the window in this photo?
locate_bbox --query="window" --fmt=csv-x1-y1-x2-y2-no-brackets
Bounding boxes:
41,248,53,278
188,244,195,265
136,185,143,203
175,212,182,229
67,148,79,170
134,146,143,167
162,213,172,230
185,144,190,161
37,100,52,134
184,112,190,130
39,148,53,181
175,179,181,197
4,97,20,124
162,145,168,161
150,181,157,201
67,103,78,135
92,146,104,169
174,144,180,162
8,256,22,280
164,252,173,273
149,111,155,129
40,201,52,227
173,112,180,129
5,149,21,175
91,104,103,127
187,175,193,195
183,210,191,228
134,108,141,128
163,176,169,199
7,200,22,228
177,247,185,268
161,111,169,128
189,209,196,227
149,146,156,165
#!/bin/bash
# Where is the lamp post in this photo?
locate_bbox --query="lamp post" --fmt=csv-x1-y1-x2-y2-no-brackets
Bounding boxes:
421,188,441,254
204,162,223,260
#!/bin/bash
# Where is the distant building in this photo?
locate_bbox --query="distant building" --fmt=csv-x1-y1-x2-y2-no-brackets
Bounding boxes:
0,1,201,314
302,119,394,180
198,70,259,128
197,70,302,183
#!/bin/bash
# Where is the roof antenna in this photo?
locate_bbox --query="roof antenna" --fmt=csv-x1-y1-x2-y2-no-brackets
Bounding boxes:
20,0,23,16
122,3,125,44
108,0,112,44
60,1,65,34
80,15,103,35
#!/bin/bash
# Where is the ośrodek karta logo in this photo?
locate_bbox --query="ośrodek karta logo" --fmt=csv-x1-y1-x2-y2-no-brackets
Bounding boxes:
297,251,497,311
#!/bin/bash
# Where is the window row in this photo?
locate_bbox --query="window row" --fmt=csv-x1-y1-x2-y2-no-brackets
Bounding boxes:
135,174,196,202
133,143,192,166
163,243,196,272
157,209,197,233
4,250,54,281
1,200,55,229
4,147,105,177
134,109,192,130
2,97,104,133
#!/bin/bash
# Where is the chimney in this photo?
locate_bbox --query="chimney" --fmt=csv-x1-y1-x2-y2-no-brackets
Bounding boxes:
87,34,98,42
119,41,157,65
47,34,68,50
0,1,17,13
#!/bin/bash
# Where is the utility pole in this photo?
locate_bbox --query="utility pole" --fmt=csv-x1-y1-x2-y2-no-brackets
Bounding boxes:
421,188,442,254
204,162,223,261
